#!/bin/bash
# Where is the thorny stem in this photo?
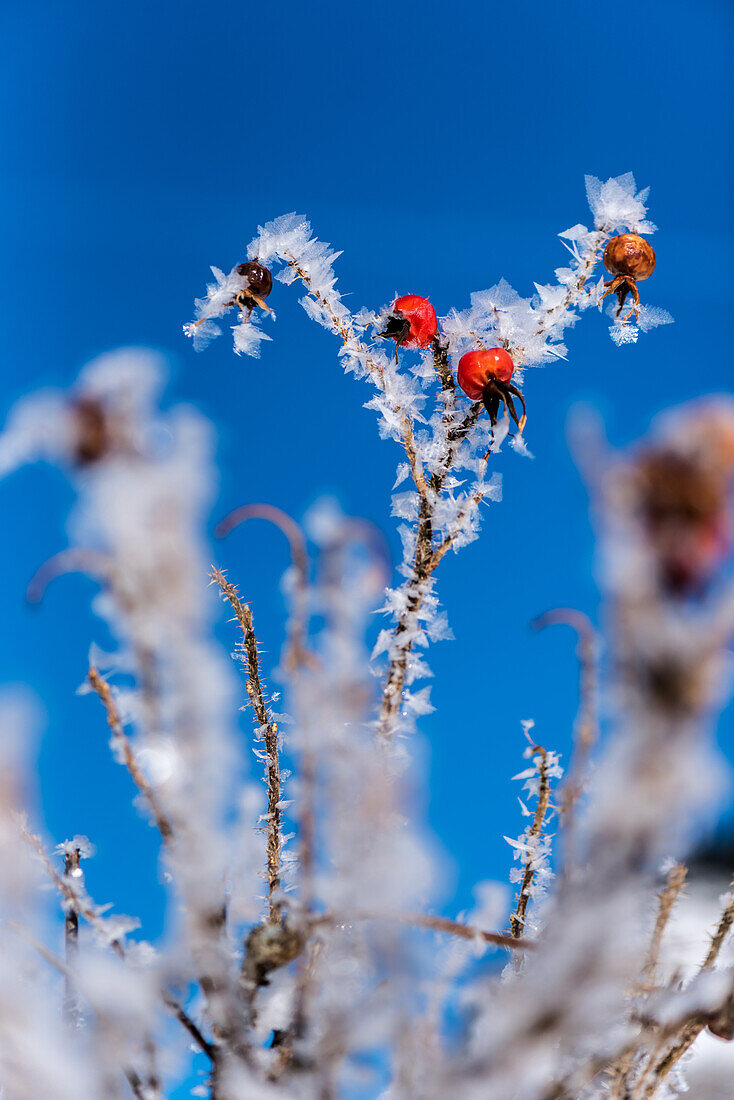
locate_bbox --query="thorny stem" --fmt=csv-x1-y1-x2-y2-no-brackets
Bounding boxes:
641,862,687,986
210,567,283,924
510,744,552,940
88,666,174,844
431,335,455,394
215,505,321,1075
604,862,688,1098
18,824,216,1062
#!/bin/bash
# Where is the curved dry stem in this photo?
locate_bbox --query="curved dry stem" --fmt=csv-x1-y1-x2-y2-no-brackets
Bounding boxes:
215,504,307,578
531,608,598,829
26,548,115,604
641,862,688,987
216,503,311,670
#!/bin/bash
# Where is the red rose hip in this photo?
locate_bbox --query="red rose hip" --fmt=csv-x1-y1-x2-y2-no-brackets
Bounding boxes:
457,347,527,433
377,295,438,360
457,348,515,396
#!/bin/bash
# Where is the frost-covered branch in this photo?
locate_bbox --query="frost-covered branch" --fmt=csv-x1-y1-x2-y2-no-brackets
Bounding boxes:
188,173,669,747
507,728,561,941
88,665,175,844
211,567,285,926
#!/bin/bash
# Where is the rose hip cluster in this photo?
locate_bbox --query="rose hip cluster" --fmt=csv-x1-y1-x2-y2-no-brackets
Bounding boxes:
218,227,658,436
376,294,527,432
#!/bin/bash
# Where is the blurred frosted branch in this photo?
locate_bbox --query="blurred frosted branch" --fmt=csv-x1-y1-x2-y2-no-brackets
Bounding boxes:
88,665,174,844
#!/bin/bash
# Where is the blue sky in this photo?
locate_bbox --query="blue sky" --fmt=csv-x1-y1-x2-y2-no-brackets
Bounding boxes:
0,0,732,958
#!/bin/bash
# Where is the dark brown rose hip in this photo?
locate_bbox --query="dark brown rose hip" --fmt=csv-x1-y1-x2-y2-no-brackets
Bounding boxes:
600,233,656,324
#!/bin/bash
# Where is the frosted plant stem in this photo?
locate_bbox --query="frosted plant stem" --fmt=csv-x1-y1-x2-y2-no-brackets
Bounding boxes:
309,910,533,951
605,862,688,1097
88,666,174,844
521,227,610,357
531,609,599,866
18,824,216,1061
215,503,312,671
7,922,150,1100
210,567,283,924
510,745,551,941
636,886,734,1096
62,845,81,1028
376,433,492,741
641,861,687,986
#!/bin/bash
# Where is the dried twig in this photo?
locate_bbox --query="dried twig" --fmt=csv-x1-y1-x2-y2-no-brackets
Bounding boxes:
633,880,734,1097
510,744,552,940
215,502,311,671
310,909,534,952
531,609,598,824
88,666,174,844
641,862,688,986
26,549,116,604
210,567,283,924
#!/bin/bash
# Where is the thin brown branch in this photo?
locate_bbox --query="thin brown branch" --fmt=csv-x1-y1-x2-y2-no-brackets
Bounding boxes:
642,862,687,986
431,335,455,394
88,666,174,844
635,879,734,1097
510,745,552,940
310,909,534,952
702,884,734,969
210,567,283,924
